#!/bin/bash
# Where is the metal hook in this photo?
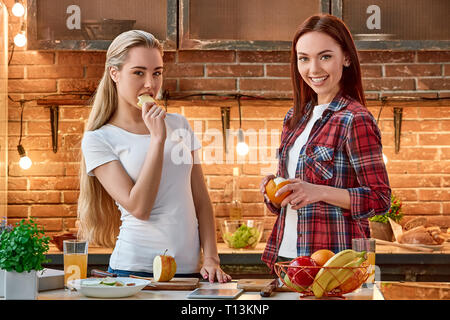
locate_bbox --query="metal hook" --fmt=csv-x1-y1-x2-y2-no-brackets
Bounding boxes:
221,107,231,154
49,105,59,153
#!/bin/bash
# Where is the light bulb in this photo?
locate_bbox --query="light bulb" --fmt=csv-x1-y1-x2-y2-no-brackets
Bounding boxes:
236,128,249,156
19,156,32,170
236,142,249,156
382,153,388,164
12,2,25,17
14,32,27,47
17,144,32,169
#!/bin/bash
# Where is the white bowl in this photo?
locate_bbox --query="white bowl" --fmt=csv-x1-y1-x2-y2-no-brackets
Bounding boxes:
68,277,150,298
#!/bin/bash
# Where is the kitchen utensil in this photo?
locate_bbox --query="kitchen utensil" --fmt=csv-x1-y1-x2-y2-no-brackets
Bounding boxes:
90,269,117,278
260,278,281,297
237,279,291,292
375,239,435,252
129,275,200,290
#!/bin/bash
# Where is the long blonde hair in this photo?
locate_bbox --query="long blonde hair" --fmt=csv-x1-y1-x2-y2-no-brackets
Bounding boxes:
77,30,163,247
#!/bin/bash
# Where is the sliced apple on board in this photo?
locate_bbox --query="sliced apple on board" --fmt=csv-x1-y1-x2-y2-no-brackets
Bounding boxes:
153,249,177,282
137,95,156,108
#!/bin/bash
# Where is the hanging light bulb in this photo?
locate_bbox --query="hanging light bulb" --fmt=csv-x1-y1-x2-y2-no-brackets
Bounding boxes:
14,31,27,47
17,145,32,170
12,1,25,17
236,128,249,156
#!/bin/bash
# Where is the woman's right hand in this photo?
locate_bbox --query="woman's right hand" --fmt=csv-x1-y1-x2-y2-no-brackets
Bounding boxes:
260,174,280,208
141,101,166,141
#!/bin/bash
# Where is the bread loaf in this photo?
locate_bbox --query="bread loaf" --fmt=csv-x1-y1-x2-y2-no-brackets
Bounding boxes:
398,226,435,245
404,217,428,230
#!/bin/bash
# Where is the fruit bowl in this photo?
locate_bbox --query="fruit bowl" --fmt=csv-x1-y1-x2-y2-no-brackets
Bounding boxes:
274,261,370,299
220,219,264,249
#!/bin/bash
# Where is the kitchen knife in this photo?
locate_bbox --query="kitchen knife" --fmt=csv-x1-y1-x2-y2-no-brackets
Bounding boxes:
260,278,281,297
90,269,117,278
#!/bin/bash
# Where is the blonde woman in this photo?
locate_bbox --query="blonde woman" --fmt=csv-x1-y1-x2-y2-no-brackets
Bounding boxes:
78,30,231,283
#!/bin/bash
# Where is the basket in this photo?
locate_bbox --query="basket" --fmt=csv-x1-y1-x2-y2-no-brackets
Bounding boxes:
274,261,370,299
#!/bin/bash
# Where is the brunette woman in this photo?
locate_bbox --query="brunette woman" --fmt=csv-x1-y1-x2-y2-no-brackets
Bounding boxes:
259,14,391,272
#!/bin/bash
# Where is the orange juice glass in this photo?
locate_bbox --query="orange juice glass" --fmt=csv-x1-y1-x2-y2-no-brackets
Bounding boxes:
63,240,88,287
351,238,376,285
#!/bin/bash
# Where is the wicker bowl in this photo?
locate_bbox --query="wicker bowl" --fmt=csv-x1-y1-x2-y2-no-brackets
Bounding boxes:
274,261,370,299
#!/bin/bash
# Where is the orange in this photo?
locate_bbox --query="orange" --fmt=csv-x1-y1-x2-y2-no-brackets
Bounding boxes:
265,177,293,205
310,249,335,266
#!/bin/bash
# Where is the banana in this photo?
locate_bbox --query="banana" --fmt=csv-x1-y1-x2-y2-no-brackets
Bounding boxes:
325,255,366,292
312,249,363,298
137,95,155,108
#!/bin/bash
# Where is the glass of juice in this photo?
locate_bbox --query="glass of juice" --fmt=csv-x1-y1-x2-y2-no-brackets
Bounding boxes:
63,240,88,288
351,238,376,287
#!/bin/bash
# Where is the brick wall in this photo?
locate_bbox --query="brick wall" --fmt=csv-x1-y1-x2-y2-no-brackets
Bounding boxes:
4,1,450,242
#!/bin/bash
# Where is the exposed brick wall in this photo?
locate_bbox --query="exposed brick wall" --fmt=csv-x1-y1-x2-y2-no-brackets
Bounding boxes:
4,1,450,242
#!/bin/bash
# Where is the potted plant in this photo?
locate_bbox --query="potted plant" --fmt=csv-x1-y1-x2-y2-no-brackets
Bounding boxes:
0,217,13,298
369,194,404,241
0,218,51,299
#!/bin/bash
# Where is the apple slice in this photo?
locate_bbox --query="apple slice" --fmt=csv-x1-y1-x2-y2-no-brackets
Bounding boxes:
137,94,156,108
153,250,177,282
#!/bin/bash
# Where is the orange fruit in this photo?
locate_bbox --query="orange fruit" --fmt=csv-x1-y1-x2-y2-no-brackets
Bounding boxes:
265,177,293,205
310,249,335,266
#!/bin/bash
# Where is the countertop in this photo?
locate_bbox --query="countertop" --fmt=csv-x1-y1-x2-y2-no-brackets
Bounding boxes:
43,242,450,282
37,280,385,300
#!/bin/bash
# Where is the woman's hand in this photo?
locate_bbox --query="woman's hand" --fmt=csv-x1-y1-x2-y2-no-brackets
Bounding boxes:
141,101,166,141
277,178,323,210
200,257,232,283
259,174,280,209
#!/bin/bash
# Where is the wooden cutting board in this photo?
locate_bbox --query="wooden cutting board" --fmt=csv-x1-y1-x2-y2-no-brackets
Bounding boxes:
380,282,450,300
237,279,292,292
129,275,199,290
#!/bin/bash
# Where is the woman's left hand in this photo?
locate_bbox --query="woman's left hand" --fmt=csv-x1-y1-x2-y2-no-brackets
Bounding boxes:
276,178,323,210
200,257,232,283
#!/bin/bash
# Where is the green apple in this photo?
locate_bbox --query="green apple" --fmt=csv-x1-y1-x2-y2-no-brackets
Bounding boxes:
283,274,305,292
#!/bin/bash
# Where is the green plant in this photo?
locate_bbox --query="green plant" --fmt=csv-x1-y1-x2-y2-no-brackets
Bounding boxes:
369,194,403,224
0,218,51,272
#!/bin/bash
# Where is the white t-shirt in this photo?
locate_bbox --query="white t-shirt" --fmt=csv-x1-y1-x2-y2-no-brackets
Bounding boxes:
278,103,329,258
81,113,202,273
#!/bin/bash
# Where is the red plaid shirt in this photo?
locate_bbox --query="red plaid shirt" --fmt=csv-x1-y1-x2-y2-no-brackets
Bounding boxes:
262,92,391,273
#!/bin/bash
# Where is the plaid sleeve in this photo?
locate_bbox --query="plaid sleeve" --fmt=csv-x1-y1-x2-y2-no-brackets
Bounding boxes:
345,111,391,220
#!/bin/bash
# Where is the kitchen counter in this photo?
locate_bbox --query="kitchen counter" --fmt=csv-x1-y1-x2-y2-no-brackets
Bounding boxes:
37,280,385,300
43,242,450,281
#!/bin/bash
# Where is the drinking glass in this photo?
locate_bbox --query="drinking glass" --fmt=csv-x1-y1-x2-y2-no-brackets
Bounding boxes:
63,240,88,288
352,238,376,286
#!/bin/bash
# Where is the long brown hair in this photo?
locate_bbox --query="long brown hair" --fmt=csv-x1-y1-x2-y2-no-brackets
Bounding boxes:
288,14,366,129
77,30,163,247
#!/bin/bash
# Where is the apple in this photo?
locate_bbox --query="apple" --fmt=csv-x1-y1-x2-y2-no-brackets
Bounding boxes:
137,94,155,108
265,177,293,205
286,256,319,288
153,249,177,282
